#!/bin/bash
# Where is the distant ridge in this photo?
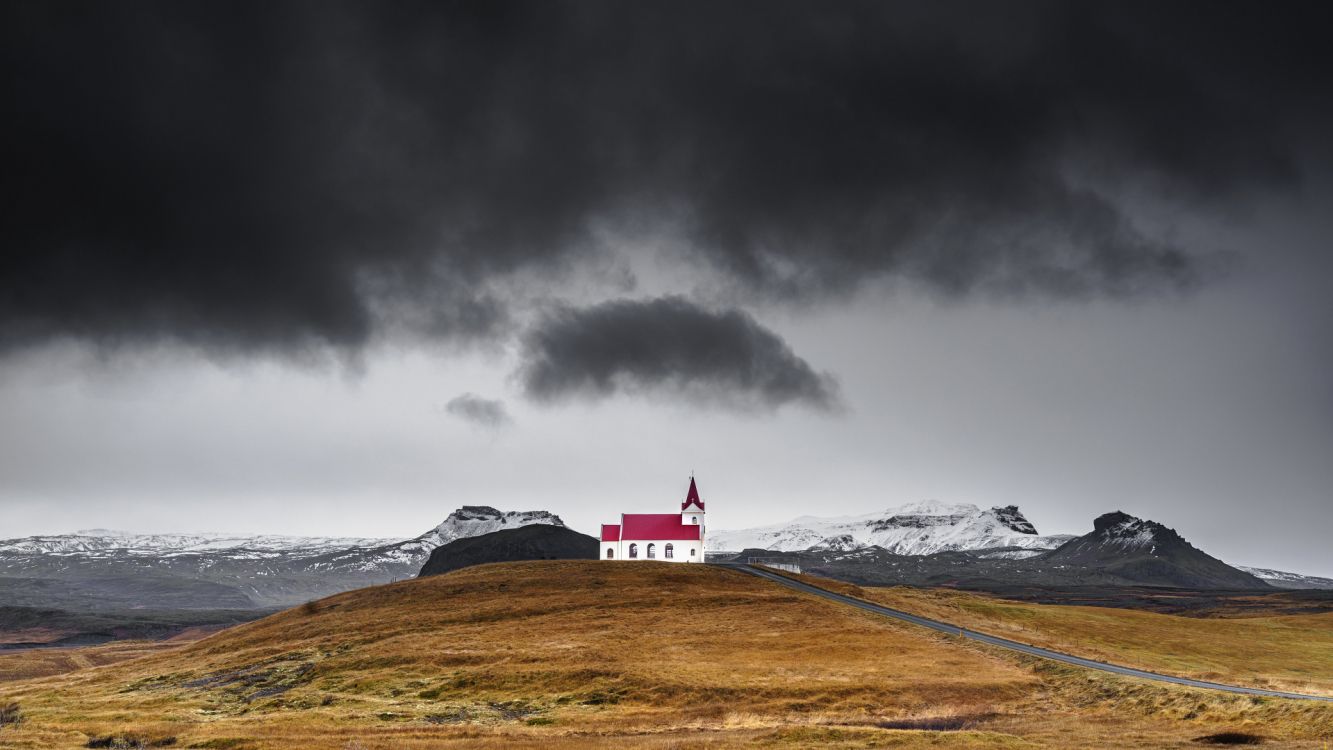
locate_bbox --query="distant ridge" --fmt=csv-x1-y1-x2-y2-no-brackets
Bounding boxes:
726,510,1272,591
1236,566,1333,590
0,506,568,610
709,501,1073,555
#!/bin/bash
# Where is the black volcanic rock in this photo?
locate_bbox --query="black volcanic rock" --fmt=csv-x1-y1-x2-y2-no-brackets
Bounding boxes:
417,524,599,577
993,505,1037,535
1092,510,1138,532
1042,511,1269,589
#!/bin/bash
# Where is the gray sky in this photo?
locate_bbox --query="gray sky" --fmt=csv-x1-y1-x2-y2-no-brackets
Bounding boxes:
1,2,1330,576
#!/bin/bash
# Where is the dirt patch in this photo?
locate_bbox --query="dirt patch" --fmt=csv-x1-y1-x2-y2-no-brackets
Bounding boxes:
181,661,315,702
423,708,473,724
1193,733,1266,745
873,713,997,730
85,734,177,748
0,701,20,728
421,701,542,725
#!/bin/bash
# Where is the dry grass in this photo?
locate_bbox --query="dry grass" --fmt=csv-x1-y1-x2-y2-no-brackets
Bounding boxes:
0,640,196,683
834,581,1333,697
0,561,1328,749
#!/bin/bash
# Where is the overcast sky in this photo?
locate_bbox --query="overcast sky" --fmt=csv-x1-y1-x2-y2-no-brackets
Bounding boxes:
2,1,1330,576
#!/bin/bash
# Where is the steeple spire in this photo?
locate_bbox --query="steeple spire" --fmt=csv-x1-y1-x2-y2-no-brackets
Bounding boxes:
682,476,704,511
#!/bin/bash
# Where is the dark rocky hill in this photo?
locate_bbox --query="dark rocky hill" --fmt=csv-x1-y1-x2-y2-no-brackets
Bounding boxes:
418,524,599,577
1041,511,1269,589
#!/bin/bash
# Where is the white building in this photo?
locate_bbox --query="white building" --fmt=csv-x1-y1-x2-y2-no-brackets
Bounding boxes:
600,477,706,563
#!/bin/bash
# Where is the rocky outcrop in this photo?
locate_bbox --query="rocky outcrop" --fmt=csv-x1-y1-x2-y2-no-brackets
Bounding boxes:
418,525,599,577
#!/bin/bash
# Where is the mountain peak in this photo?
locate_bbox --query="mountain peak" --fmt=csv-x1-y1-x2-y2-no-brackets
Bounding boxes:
992,505,1037,535
1087,511,1186,549
1045,511,1267,589
1092,510,1139,533
450,506,505,519
423,507,566,548
888,499,977,516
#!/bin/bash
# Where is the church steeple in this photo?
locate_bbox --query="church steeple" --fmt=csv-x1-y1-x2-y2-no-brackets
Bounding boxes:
681,476,704,511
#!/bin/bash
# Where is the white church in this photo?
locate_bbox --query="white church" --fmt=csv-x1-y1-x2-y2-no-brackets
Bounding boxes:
600,477,706,563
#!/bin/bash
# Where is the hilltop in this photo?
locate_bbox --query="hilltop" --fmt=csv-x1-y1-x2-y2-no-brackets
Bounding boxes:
1,562,1329,748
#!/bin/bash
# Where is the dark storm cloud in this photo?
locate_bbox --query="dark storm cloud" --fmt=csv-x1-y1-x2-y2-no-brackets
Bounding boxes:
518,297,840,410
444,393,512,428
2,1,1329,354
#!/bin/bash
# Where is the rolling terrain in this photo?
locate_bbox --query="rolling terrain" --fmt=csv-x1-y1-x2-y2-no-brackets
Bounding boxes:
0,561,1329,748
747,567,1333,698
0,606,258,652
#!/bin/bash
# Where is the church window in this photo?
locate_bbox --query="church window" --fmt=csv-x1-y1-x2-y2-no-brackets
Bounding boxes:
629,543,638,558
665,543,674,559
647,543,656,559
692,516,698,524
690,548,696,557
606,548,614,559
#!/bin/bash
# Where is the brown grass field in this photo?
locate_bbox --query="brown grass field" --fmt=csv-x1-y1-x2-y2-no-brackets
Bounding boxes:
0,561,1329,748
846,582,1333,698
0,640,190,683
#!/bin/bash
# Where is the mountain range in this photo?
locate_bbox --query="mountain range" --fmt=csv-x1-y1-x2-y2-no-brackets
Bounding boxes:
707,500,1074,555
2,501,1323,619
1234,566,1333,590
728,510,1271,590
709,503,1327,590
0,507,563,611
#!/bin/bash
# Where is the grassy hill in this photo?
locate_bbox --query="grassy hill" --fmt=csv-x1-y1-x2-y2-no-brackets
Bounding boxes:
0,562,1329,748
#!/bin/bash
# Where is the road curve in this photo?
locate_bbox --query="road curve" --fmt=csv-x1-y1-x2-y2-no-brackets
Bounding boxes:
715,562,1333,703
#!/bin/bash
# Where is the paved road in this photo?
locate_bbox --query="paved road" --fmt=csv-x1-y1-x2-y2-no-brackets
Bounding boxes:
716,562,1333,703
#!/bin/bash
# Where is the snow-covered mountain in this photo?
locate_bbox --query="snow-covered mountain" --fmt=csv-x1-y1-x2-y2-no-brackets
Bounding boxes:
1,507,563,565
0,507,566,610
709,500,1073,555
1236,566,1333,590
0,530,395,558
745,510,1274,591
390,506,566,559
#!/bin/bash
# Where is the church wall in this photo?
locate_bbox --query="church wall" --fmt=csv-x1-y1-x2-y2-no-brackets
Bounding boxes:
602,538,702,563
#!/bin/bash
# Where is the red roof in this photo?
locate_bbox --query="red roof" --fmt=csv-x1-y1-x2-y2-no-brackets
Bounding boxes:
621,513,701,541
681,477,705,511
600,524,621,542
